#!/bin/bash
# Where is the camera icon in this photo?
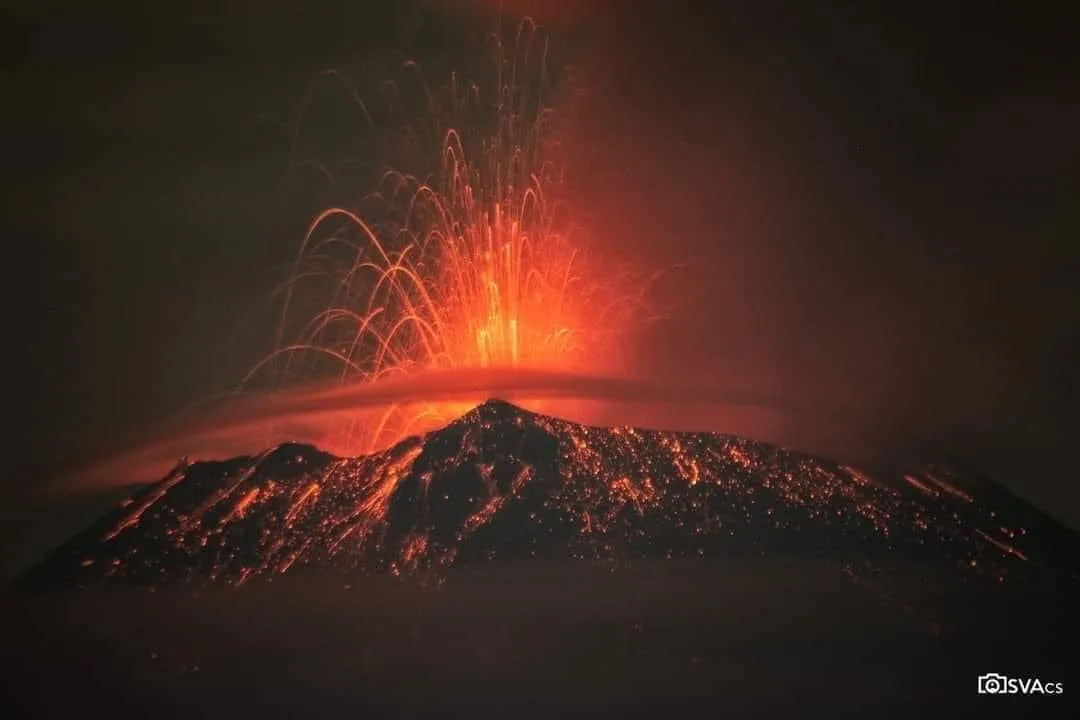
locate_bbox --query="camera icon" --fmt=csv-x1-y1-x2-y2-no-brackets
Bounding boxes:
978,673,1007,694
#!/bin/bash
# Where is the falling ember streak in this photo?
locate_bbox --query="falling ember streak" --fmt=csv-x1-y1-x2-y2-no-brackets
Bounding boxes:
225,488,261,523
103,461,187,541
975,529,1030,563
186,449,275,526
840,465,887,491
286,483,321,524
922,472,975,504
903,474,939,497
398,534,429,573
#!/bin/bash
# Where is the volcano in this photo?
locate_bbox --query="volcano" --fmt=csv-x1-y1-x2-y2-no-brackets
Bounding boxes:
19,398,1080,593
9,400,1080,717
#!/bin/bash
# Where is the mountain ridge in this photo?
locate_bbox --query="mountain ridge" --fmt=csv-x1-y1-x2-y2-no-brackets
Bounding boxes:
16,398,1080,593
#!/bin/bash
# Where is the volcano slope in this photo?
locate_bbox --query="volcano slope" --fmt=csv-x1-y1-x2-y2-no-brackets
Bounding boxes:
6,399,1079,717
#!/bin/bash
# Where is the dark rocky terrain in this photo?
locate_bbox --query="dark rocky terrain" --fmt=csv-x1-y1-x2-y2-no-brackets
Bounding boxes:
6,399,1079,717
18,398,1080,590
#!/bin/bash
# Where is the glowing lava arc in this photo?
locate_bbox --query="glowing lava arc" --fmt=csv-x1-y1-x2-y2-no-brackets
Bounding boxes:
242,18,652,455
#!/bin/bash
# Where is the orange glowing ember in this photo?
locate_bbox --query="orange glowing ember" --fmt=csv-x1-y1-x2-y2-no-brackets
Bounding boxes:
241,19,649,454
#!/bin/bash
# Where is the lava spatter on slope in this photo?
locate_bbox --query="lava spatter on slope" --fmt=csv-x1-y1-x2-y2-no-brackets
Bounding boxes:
18,399,1079,593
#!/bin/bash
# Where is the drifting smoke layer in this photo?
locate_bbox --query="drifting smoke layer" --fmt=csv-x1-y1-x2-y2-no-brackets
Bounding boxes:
240,18,653,457
64,368,842,492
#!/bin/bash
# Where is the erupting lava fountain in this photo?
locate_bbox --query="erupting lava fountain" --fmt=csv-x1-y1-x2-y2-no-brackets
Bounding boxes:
60,18,668,493
237,17,657,458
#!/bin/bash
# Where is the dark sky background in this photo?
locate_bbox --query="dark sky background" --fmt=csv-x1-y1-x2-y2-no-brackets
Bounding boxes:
2,0,1078,567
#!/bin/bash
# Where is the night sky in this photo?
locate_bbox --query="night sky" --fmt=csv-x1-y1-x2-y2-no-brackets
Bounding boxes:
3,0,1078,568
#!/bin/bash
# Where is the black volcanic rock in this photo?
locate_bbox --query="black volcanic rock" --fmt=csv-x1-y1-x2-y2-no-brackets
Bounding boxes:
9,400,1080,717
17,399,1080,601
